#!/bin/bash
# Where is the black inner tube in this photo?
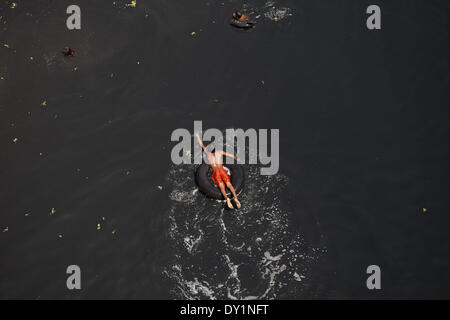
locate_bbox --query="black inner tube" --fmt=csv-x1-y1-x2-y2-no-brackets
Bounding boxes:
230,19,255,29
195,163,245,200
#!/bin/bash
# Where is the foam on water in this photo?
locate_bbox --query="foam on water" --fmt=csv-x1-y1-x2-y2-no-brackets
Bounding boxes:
264,6,292,22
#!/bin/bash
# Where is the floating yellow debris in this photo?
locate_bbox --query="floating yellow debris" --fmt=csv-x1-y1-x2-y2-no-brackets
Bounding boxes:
10,3,17,9
423,208,428,213
112,230,116,235
261,80,265,85
126,0,137,7
157,185,163,190
2,227,8,233
12,137,18,143
50,208,56,216
39,152,43,156
102,217,106,221
191,32,196,36
40,100,47,107
97,223,101,230
58,234,63,238
25,212,31,217
3,43,10,48
30,56,34,61
73,66,78,71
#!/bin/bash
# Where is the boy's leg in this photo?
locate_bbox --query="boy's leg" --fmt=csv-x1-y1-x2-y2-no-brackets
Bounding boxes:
219,183,233,209
226,182,241,209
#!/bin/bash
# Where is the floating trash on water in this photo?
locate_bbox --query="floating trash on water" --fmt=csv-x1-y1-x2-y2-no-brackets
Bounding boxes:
2,227,8,233
126,0,136,8
50,208,56,216
423,208,428,213
158,185,163,190
191,32,196,36
25,212,31,217
97,223,101,230
3,43,10,48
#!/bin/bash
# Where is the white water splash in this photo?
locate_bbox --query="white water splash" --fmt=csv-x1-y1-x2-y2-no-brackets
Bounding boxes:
163,160,325,299
243,1,293,22
264,6,292,22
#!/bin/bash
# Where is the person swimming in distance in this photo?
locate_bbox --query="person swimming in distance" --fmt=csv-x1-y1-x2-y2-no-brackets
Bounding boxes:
233,11,248,22
195,133,241,209
61,47,75,57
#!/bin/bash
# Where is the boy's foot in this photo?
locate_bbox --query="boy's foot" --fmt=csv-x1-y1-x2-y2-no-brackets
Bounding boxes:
234,198,241,209
226,198,233,209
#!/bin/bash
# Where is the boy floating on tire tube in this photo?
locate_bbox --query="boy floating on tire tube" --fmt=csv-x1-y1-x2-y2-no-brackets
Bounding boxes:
195,133,242,209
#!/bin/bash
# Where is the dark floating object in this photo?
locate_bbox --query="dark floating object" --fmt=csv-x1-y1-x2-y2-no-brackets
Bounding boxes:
195,163,245,200
230,19,255,29
62,47,75,57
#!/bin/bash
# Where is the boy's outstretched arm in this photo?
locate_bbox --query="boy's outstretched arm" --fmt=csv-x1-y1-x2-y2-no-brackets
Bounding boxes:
195,133,207,152
222,151,237,160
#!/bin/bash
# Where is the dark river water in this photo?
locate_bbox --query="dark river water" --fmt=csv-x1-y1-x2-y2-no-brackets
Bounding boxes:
0,0,449,299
